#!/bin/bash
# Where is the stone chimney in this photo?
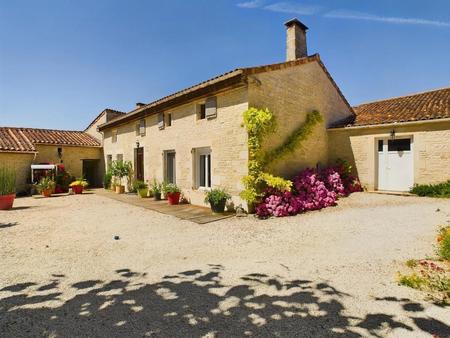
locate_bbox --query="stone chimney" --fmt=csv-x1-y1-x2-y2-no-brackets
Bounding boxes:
284,18,308,61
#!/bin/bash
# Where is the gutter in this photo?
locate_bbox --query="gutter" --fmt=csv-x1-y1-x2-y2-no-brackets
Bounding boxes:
328,117,450,131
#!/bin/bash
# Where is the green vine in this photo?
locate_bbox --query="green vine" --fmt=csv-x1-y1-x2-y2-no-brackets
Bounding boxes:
240,108,322,206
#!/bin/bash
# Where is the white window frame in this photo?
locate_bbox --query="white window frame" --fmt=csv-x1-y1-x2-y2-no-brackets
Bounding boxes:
194,147,212,190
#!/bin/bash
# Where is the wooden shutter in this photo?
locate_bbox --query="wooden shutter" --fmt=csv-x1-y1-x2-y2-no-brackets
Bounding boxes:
158,113,165,129
135,122,140,136
140,119,146,136
205,97,217,119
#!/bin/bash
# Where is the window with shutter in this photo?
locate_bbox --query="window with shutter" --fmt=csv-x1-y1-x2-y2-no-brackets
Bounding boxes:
167,113,172,127
205,97,217,119
139,119,146,136
197,104,206,120
158,113,165,130
112,130,118,143
135,122,140,136
193,147,212,189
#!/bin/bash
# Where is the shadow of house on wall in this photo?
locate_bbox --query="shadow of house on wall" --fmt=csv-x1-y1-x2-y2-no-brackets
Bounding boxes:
0,266,448,337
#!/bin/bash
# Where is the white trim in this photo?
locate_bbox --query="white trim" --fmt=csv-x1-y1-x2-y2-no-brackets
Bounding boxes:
193,147,212,189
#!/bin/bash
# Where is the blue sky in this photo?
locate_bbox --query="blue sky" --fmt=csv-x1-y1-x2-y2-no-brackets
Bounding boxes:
0,0,449,130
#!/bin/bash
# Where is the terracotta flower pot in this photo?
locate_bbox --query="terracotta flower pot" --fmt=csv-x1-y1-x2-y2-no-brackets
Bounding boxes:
115,185,125,194
71,185,83,194
0,194,15,210
42,189,52,197
167,192,181,205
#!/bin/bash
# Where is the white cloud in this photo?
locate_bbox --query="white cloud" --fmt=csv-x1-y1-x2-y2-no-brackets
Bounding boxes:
263,2,321,15
237,0,264,9
325,10,450,27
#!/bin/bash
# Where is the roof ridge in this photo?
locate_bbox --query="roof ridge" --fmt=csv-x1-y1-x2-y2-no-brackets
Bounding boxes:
1,126,87,133
354,86,450,108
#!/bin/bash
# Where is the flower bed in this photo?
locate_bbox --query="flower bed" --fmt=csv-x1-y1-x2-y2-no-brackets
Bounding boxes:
398,225,450,304
255,162,362,218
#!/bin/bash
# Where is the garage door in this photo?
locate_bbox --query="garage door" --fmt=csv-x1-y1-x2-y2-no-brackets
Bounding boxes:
377,137,413,191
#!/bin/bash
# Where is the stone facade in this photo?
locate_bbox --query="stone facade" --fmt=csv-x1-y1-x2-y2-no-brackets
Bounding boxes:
101,60,353,208
0,152,35,193
0,145,103,193
248,61,353,180
328,120,450,190
102,87,249,207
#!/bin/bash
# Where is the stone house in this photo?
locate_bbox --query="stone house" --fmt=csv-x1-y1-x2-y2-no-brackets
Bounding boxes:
98,19,354,207
329,87,450,191
1,18,448,204
0,127,103,192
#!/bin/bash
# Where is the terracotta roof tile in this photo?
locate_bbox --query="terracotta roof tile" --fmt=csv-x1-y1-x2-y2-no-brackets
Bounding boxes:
346,87,450,127
0,127,101,153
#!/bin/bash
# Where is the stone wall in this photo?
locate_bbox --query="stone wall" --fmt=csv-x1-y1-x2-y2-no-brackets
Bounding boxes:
248,60,353,179
0,152,35,193
328,120,450,190
102,87,249,207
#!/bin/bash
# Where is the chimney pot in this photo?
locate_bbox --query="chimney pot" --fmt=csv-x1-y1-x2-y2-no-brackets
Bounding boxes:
284,18,308,61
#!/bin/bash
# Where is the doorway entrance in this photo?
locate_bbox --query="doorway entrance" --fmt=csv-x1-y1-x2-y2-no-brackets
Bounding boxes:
134,147,144,181
82,159,100,187
377,137,413,192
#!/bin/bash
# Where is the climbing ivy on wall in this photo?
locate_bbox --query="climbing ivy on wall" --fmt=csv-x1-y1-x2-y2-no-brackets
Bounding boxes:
240,107,323,206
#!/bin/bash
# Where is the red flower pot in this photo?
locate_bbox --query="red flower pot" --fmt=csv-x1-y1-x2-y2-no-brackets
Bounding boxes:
167,192,181,205
0,194,15,210
71,185,83,194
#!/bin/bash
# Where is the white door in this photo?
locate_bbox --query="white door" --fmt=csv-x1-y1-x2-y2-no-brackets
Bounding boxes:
377,138,413,191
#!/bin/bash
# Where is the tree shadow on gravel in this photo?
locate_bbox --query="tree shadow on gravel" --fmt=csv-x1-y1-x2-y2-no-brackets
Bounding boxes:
0,222,18,229
0,266,448,337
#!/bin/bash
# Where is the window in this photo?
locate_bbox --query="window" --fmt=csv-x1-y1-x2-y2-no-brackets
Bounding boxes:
136,119,146,136
197,104,206,120
388,139,411,152
112,130,118,143
106,155,112,169
164,151,176,183
166,113,172,127
194,148,211,188
158,113,165,129
116,154,123,162
378,140,384,152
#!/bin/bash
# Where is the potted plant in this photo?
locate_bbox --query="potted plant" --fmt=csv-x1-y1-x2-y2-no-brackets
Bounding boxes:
69,179,88,194
204,188,231,213
103,170,112,189
0,167,16,210
164,183,181,205
133,180,148,198
36,177,55,197
151,179,162,201
111,160,131,194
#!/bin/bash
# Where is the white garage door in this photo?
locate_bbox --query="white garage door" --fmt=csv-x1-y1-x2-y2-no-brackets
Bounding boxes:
377,137,413,192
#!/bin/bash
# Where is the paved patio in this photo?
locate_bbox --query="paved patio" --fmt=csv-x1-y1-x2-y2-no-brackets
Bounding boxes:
93,189,235,224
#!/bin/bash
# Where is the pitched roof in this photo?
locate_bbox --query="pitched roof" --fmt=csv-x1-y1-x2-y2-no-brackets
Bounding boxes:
98,54,353,130
84,108,125,132
334,87,450,128
0,127,101,153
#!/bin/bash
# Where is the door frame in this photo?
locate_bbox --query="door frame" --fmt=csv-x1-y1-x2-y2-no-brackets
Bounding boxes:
134,147,144,181
375,135,414,191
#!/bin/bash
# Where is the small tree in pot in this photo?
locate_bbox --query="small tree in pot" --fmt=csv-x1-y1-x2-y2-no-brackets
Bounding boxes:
36,177,56,197
111,160,131,194
204,188,231,213
164,183,181,205
0,167,16,210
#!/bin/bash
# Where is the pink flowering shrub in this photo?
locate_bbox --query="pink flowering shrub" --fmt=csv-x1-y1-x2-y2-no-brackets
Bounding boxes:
255,162,362,218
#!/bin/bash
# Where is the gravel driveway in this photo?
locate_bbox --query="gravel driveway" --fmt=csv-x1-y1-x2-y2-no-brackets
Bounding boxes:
0,192,449,337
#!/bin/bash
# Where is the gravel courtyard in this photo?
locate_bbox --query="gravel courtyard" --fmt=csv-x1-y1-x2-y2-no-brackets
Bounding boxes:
1,192,449,337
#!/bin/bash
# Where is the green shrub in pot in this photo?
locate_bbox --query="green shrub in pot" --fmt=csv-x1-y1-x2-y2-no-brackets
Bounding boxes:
133,180,148,198
204,188,231,213
0,166,16,210
151,179,162,200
